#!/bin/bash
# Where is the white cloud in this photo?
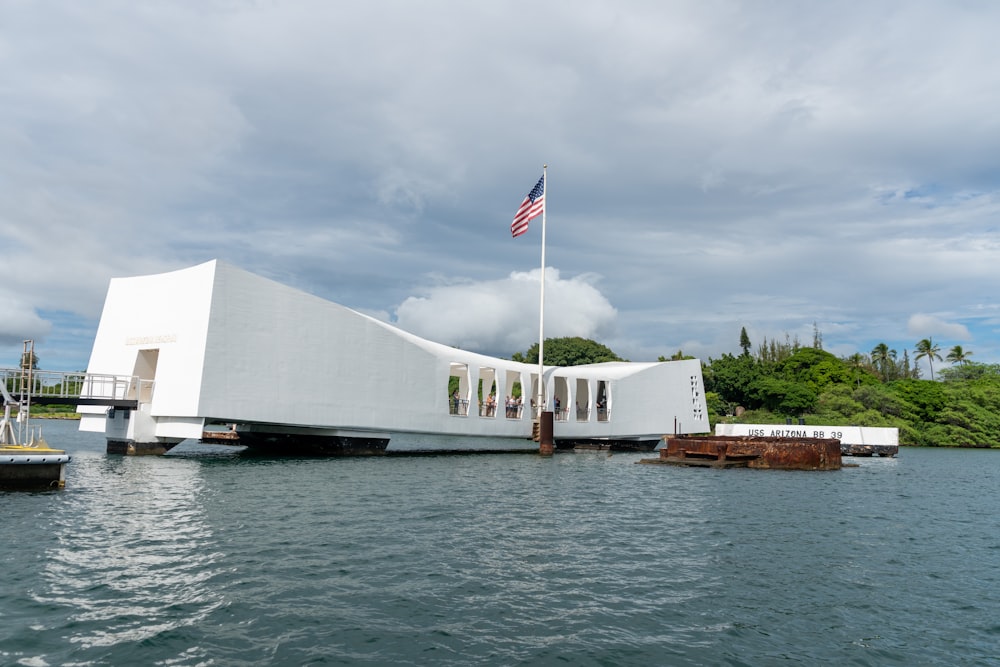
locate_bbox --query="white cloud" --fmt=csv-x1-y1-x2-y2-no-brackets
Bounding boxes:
3,2,1000,370
907,314,972,341
393,268,617,357
0,295,51,345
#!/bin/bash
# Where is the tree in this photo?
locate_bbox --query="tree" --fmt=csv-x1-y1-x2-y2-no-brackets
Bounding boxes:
940,362,1000,382
846,353,867,387
511,337,623,367
19,351,39,370
703,352,765,410
871,343,890,380
658,350,694,361
739,327,751,357
852,384,905,418
777,347,859,391
902,349,916,379
757,334,800,363
946,345,973,365
757,377,817,416
915,338,943,381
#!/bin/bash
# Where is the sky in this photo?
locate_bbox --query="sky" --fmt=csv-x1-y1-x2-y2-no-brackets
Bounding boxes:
2,0,999,378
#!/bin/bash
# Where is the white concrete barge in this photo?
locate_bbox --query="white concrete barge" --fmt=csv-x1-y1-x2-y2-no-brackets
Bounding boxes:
714,423,899,457
80,261,710,455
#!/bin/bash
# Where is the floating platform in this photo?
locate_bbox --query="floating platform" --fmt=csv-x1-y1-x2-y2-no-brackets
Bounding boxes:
640,435,842,471
0,444,72,489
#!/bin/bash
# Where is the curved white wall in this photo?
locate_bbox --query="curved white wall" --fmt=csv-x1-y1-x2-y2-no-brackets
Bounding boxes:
81,260,711,442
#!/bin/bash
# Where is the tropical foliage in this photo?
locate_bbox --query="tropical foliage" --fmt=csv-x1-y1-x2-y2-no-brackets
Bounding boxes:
516,334,997,447
511,337,624,366
704,330,998,448
915,338,943,380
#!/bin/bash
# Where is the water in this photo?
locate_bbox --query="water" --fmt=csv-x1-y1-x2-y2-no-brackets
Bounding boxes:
2,420,998,666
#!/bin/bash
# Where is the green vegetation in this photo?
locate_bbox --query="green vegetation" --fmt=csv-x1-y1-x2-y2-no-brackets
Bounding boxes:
20,404,81,419
4,362,83,419
704,331,1000,448
516,333,1000,448
511,337,624,366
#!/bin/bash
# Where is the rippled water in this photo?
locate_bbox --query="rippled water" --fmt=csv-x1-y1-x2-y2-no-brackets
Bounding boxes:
2,420,998,666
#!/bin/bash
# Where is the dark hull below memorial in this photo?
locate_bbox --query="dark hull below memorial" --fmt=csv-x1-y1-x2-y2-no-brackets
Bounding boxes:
236,431,390,456
557,438,660,452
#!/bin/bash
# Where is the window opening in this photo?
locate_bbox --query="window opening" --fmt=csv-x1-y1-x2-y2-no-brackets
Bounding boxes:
478,367,497,417
597,380,611,421
529,374,540,419
553,376,570,421
448,363,470,416
575,378,591,421
505,370,524,419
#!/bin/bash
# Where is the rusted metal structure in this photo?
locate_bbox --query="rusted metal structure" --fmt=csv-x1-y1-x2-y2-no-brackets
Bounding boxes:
640,435,842,471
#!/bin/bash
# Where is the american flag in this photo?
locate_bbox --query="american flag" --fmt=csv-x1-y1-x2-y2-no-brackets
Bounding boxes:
511,175,544,238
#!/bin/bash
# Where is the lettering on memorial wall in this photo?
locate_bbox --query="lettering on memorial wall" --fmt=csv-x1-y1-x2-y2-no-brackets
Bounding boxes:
125,334,178,346
746,427,844,439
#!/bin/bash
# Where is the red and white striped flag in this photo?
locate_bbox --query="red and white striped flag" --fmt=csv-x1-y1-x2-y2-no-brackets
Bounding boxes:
511,176,544,238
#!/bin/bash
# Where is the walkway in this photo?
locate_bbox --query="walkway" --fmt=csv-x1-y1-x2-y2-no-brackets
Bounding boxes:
1,368,141,409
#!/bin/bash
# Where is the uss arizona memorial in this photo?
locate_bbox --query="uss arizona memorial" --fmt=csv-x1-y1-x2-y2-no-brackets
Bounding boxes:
79,260,710,454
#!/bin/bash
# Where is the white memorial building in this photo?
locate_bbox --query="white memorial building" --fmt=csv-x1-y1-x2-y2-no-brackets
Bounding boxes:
80,261,710,454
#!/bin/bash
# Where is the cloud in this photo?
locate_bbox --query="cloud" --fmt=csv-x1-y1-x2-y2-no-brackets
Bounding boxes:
906,314,972,341
0,295,51,346
3,2,1000,371
393,268,617,357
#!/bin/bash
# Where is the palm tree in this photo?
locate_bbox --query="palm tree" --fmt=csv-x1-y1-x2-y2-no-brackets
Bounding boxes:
847,353,867,387
915,338,943,380
871,343,890,380
946,345,973,365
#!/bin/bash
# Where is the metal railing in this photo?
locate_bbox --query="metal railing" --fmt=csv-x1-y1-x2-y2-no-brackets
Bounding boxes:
0,368,150,406
504,404,524,419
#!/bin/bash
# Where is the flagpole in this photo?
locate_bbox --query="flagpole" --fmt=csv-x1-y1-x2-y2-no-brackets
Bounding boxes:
537,164,547,416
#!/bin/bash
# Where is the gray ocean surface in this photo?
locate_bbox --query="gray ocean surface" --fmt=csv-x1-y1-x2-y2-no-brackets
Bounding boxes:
2,419,998,666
